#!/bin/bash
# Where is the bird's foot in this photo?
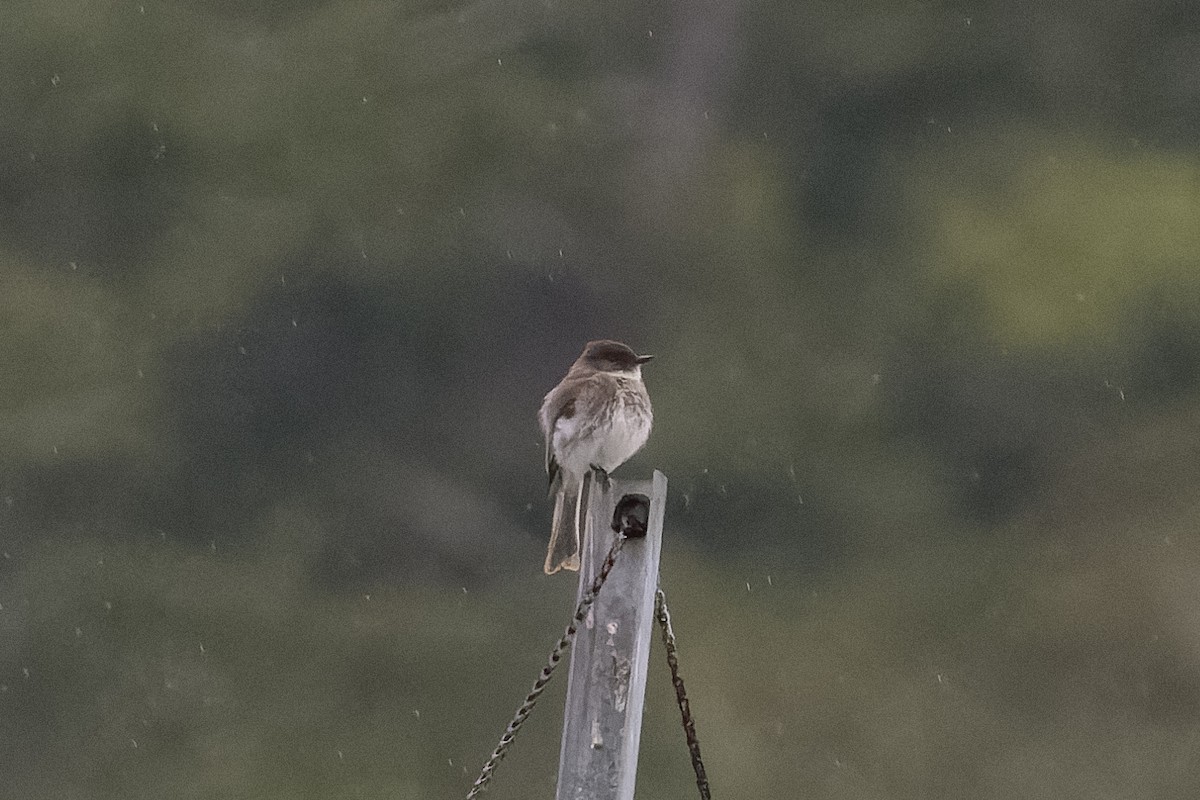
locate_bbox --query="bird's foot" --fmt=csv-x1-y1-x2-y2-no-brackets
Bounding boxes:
589,464,611,490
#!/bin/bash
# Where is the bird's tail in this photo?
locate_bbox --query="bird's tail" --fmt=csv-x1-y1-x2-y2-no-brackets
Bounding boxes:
544,471,584,574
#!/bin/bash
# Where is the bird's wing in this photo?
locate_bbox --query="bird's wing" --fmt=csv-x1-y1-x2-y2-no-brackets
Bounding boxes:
544,397,575,492
539,373,605,493
540,381,577,493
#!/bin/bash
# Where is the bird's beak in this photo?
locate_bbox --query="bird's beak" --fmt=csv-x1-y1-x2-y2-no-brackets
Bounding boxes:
636,354,654,364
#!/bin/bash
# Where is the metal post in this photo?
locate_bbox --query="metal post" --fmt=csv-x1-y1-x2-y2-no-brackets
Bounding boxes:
554,470,667,800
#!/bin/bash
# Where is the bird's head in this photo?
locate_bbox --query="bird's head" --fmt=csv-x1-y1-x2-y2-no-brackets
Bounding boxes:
577,340,653,374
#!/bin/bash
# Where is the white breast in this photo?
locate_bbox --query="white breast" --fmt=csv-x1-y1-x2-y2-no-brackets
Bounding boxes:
591,402,652,471
552,374,652,476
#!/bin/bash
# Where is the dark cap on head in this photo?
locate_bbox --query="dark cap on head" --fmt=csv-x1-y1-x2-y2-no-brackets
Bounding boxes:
578,339,653,371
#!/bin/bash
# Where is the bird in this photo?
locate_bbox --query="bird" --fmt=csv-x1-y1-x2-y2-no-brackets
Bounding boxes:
538,340,654,574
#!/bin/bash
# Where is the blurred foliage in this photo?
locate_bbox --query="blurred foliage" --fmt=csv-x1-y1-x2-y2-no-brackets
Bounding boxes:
916,131,1200,345
3,0,1200,797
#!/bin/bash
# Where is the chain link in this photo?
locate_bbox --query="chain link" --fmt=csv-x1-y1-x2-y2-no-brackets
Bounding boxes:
466,534,627,799
655,588,712,800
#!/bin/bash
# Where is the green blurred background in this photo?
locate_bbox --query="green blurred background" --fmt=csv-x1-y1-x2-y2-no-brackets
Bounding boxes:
3,0,1200,797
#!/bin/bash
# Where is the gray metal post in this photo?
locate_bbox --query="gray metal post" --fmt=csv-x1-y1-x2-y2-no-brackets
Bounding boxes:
554,470,667,800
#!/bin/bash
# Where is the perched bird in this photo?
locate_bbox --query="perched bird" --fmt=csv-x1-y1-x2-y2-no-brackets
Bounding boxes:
538,340,654,574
